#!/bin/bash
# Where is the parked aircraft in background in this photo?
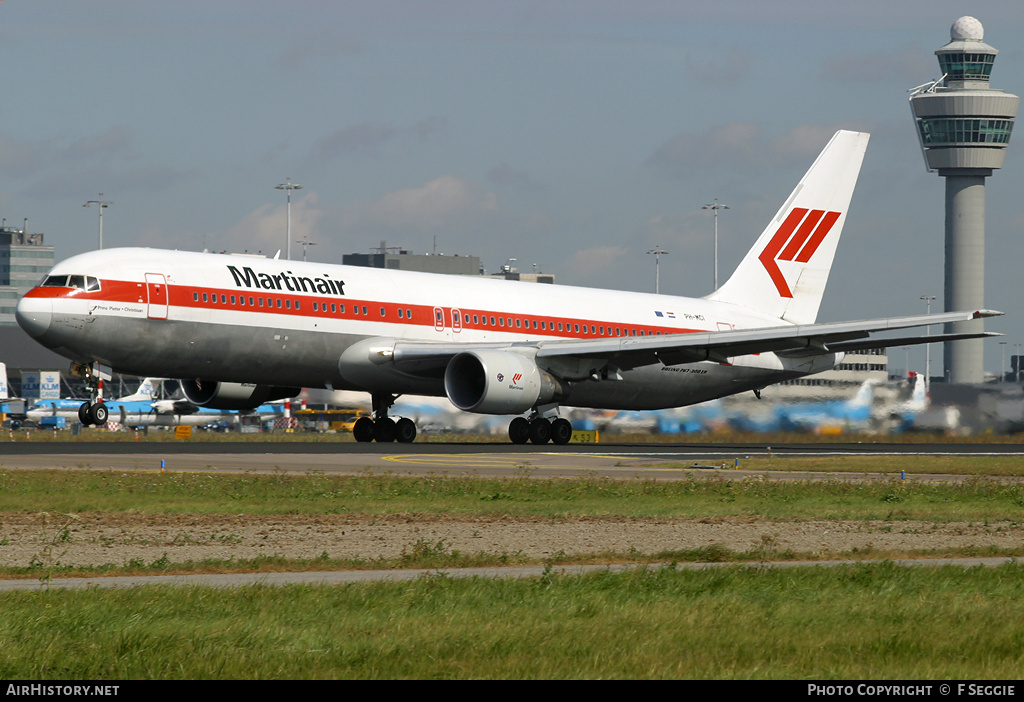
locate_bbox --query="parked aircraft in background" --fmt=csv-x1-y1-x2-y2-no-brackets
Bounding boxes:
25,378,285,429
776,379,880,433
15,130,1001,443
888,372,928,430
25,377,165,424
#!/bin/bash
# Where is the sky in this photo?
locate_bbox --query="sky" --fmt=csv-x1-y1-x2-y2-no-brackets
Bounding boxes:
1,0,1022,376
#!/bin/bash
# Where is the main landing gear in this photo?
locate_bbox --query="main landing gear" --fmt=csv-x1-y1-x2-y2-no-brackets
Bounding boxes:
508,416,573,445
78,401,109,426
352,394,417,443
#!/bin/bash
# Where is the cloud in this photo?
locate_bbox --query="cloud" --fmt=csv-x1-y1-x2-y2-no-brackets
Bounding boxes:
563,245,630,279
486,163,544,192
820,47,936,84
685,50,753,86
646,122,860,180
279,31,363,70
221,191,325,257
647,123,761,178
341,176,498,234
306,117,447,165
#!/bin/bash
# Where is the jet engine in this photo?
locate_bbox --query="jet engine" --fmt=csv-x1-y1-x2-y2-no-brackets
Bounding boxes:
179,380,300,410
444,350,566,414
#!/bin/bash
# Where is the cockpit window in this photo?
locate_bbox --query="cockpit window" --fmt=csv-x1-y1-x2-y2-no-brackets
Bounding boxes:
39,274,101,291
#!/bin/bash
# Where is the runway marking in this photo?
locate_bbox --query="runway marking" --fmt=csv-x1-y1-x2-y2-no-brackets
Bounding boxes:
380,453,625,469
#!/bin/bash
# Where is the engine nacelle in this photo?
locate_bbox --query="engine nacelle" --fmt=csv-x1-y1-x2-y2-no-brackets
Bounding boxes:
180,380,300,410
444,350,566,415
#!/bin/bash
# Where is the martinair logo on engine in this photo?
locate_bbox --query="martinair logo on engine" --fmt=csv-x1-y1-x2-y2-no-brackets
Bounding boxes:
227,265,346,296
498,372,525,390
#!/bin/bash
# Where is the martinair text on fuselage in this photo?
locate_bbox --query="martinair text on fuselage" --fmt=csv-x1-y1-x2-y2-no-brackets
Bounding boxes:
227,265,346,297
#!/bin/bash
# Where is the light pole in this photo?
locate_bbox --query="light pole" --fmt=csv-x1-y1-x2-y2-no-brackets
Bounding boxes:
1000,341,1008,383
702,199,729,289
646,246,668,294
921,295,936,392
83,197,112,250
275,178,303,260
299,236,317,262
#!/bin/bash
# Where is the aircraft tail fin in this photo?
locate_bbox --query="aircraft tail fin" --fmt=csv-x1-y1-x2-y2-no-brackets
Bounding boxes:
848,379,878,409
705,130,870,325
118,378,163,402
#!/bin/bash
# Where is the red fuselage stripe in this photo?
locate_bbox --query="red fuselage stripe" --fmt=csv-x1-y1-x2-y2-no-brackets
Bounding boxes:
27,279,705,339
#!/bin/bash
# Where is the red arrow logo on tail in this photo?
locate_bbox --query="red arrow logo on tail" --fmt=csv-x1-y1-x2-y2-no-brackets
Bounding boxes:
757,208,841,298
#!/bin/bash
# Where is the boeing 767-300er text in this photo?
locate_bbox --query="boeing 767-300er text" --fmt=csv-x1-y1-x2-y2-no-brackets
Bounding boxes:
15,130,1001,443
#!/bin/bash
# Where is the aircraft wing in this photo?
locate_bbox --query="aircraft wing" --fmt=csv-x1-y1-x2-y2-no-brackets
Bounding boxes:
534,309,1002,370
389,309,1001,376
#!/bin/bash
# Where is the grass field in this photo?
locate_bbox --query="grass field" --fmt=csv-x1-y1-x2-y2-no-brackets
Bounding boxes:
2,461,1024,520
2,562,1024,678
2,460,1023,678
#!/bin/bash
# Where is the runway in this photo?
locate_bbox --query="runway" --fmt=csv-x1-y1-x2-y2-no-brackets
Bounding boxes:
1,440,1022,481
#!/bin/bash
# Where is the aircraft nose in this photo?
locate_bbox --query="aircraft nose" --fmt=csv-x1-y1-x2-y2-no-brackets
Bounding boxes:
15,295,52,338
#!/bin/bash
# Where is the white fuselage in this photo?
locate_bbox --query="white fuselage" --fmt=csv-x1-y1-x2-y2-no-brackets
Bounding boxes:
16,247,841,411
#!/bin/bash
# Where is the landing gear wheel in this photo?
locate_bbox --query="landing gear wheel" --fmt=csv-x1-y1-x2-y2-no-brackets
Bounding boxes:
352,416,375,443
78,402,93,426
395,418,417,444
88,403,108,425
372,418,397,443
550,418,573,445
508,417,530,445
528,418,551,445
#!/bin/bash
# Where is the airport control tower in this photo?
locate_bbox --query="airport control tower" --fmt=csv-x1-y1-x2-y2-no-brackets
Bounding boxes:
909,16,1018,384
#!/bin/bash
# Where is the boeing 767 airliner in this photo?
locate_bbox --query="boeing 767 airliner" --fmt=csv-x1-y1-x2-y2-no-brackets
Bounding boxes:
15,130,1000,443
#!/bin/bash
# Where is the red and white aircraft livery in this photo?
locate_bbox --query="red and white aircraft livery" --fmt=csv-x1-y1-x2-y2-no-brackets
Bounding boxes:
15,130,1000,444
